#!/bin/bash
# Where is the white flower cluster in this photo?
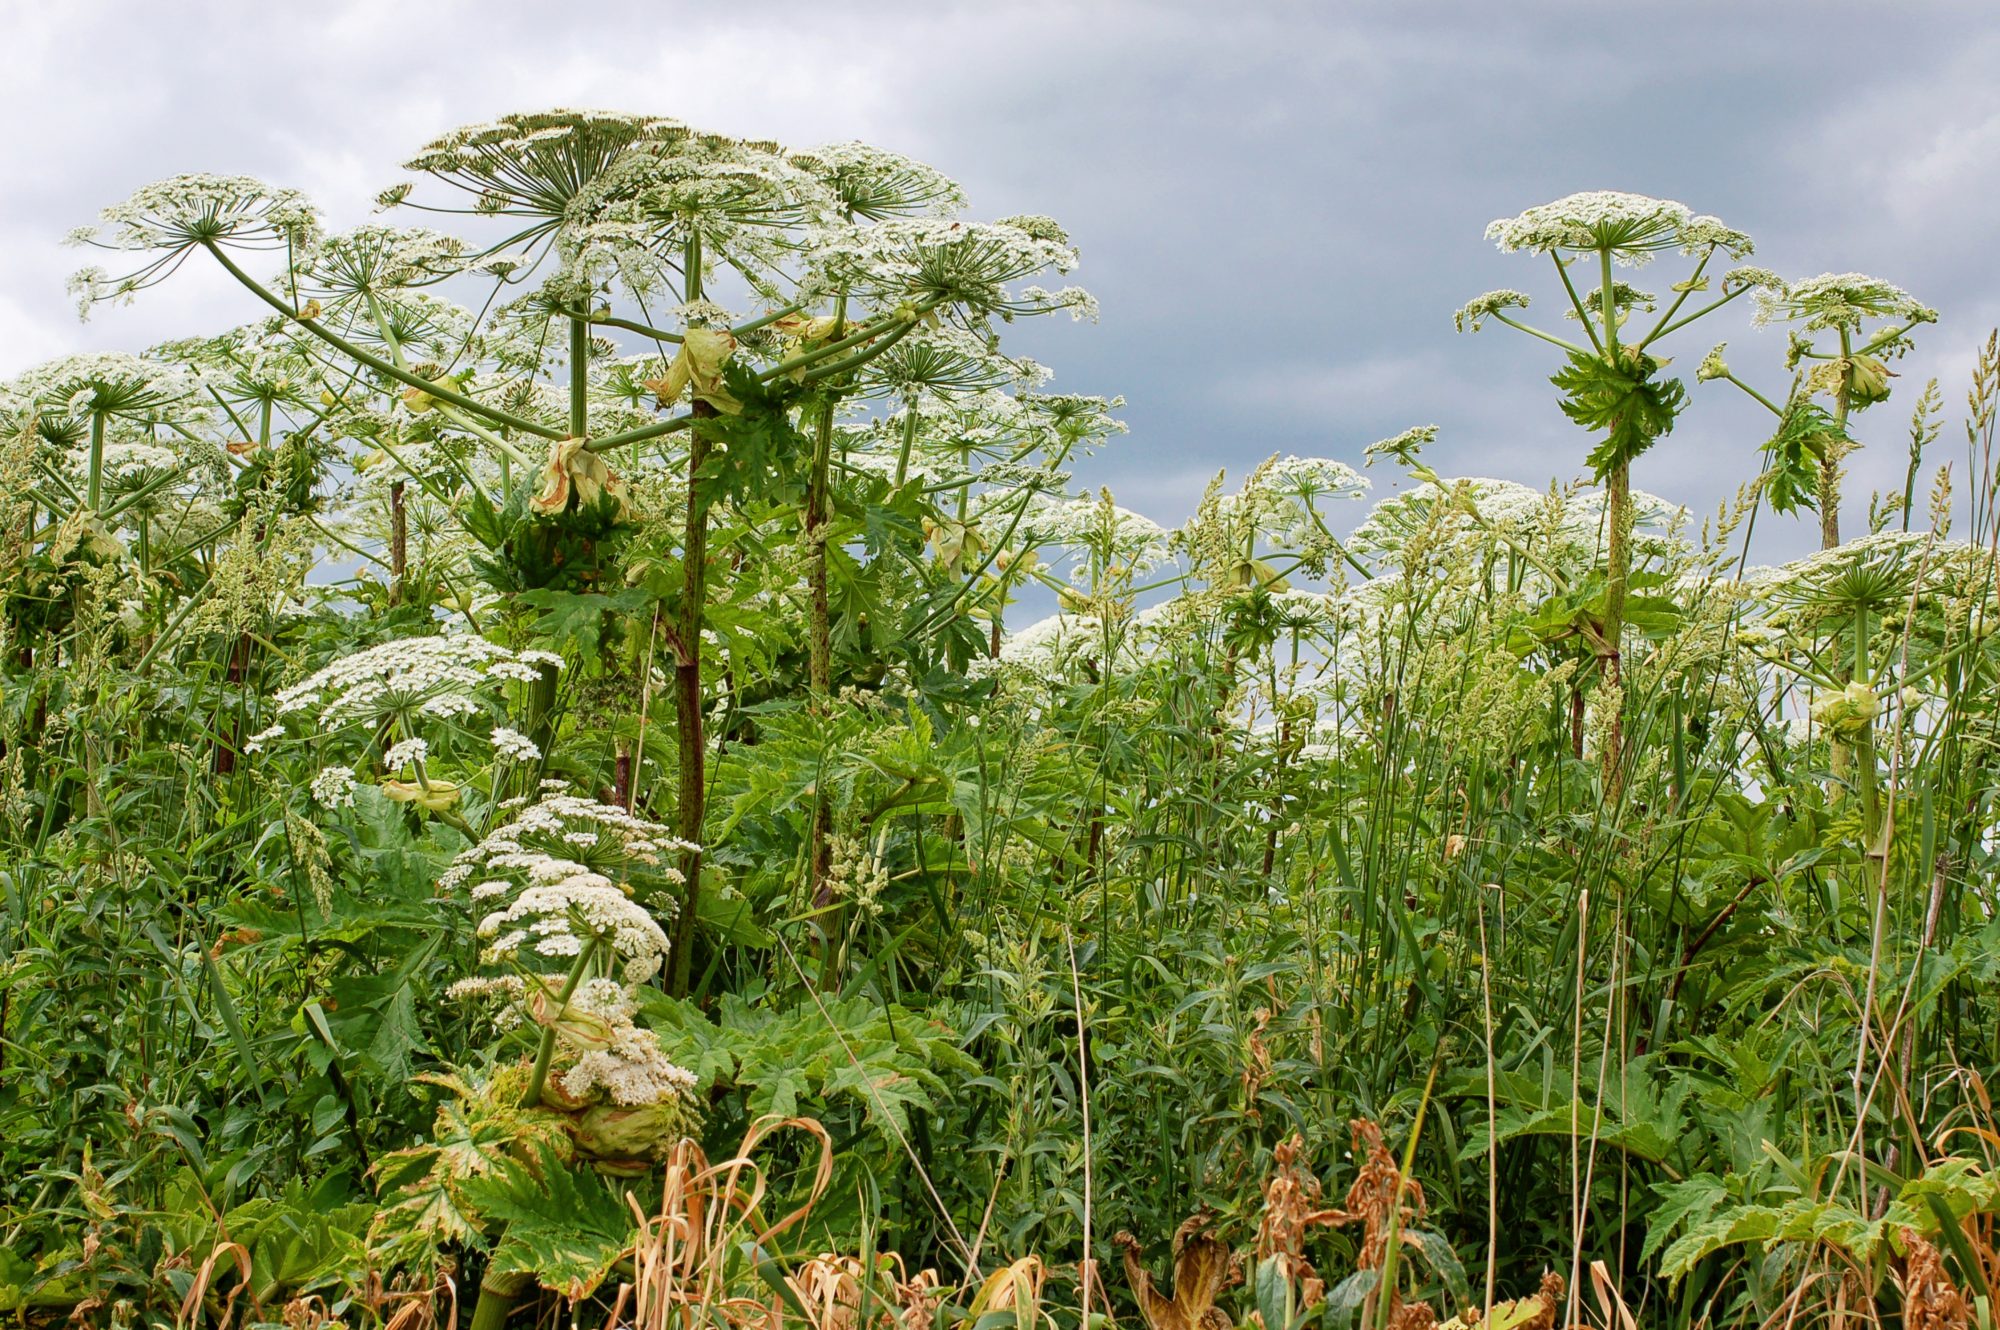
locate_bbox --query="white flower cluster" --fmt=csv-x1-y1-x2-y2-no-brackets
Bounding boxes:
382,737,429,770
10,351,199,422
1268,455,1368,498
300,224,470,301
991,612,1151,681
71,173,322,254
309,764,358,808
1485,191,1751,264
793,140,964,220
401,108,689,185
1754,272,1936,332
802,217,1085,320
476,877,670,981
1024,494,1172,573
1454,290,1530,333
864,325,1043,401
1742,530,1977,624
272,635,563,730
553,981,700,1107
490,726,542,762
442,794,696,981
1216,455,1370,545
1347,476,1684,573
1364,425,1439,466
88,440,181,481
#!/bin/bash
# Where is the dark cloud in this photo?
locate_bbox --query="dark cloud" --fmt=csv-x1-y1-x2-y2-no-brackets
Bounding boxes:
4,1,1993,559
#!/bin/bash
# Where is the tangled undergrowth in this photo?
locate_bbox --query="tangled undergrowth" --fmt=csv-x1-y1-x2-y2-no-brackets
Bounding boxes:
4,110,2000,1330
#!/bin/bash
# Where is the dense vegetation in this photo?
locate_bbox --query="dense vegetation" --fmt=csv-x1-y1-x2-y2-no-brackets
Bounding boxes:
3,110,1998,1330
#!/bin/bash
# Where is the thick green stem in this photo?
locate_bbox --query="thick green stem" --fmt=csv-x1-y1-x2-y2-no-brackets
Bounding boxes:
893,407,919,488
568,317,589,440
526,658,559,755
1597,247,1628,799
1821,328,1853,549
1602,462,1629,797
805,279,848,954
669,235,709,997
520,935,600,1109
807,287,847,708
467,1272,530,1330
1599,249,1619,355
1852,604,1881,842
389,482,407,607
808,401,837,700
86,412,106,512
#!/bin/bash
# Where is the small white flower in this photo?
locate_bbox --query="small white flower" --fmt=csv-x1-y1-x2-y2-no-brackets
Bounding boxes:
309,765,357,808
490,725,542,762
383,737,429,770
243,723,285,754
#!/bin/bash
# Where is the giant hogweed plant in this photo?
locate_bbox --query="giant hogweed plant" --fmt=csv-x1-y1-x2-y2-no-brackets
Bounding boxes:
3,107,1101,1316
6,104,2000,1330
1699,273,1937,546
1455,191,1782,793
68,109,1096,986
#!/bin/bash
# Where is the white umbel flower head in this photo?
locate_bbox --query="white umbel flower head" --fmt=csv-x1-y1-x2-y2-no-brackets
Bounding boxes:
443,792,696,980
299,224,470,302
803,217,1086,323
309,765,358,808
1364,425,1438,467
477,878,670,982
382,737,429,770
72,173,321,254
1484,191,1751,265
13,352,198,423
68,174,321,315
553,990,700,1107
792,140,965,220
490,726,542,762
1023,494,1172,573
1754,272,1936,332
272,635,562,730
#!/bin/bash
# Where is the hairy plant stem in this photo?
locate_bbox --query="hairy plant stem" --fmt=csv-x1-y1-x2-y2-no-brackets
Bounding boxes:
85,412,106,513
466,937,604,1330
520,935,600,1109
1598,247,1628,799
569,316,589,441
805,291,848,934
1821,327,1854,549
1853,603,1881,842
669,235,709,998
388,481,407,607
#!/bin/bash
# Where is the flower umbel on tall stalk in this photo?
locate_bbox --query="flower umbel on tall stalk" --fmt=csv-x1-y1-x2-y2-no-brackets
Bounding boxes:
1458,191,1772,796
1701,272,1936,546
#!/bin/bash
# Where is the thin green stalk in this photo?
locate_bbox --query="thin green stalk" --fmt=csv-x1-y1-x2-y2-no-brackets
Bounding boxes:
202,241,561,439
1371,1054,1443,1330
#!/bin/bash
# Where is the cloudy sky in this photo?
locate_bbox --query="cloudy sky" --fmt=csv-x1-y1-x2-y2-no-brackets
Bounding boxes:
4,1,1996,559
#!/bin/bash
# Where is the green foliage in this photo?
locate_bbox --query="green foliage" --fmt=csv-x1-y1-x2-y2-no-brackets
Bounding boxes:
645,992,978,1139
7,121,2000,1330
1760,394,1847,513
459,1144,635,1301
1550,347,1687,476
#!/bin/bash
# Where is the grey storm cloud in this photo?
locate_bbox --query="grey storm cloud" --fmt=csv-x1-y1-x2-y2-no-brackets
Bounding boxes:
4,0,1996,561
